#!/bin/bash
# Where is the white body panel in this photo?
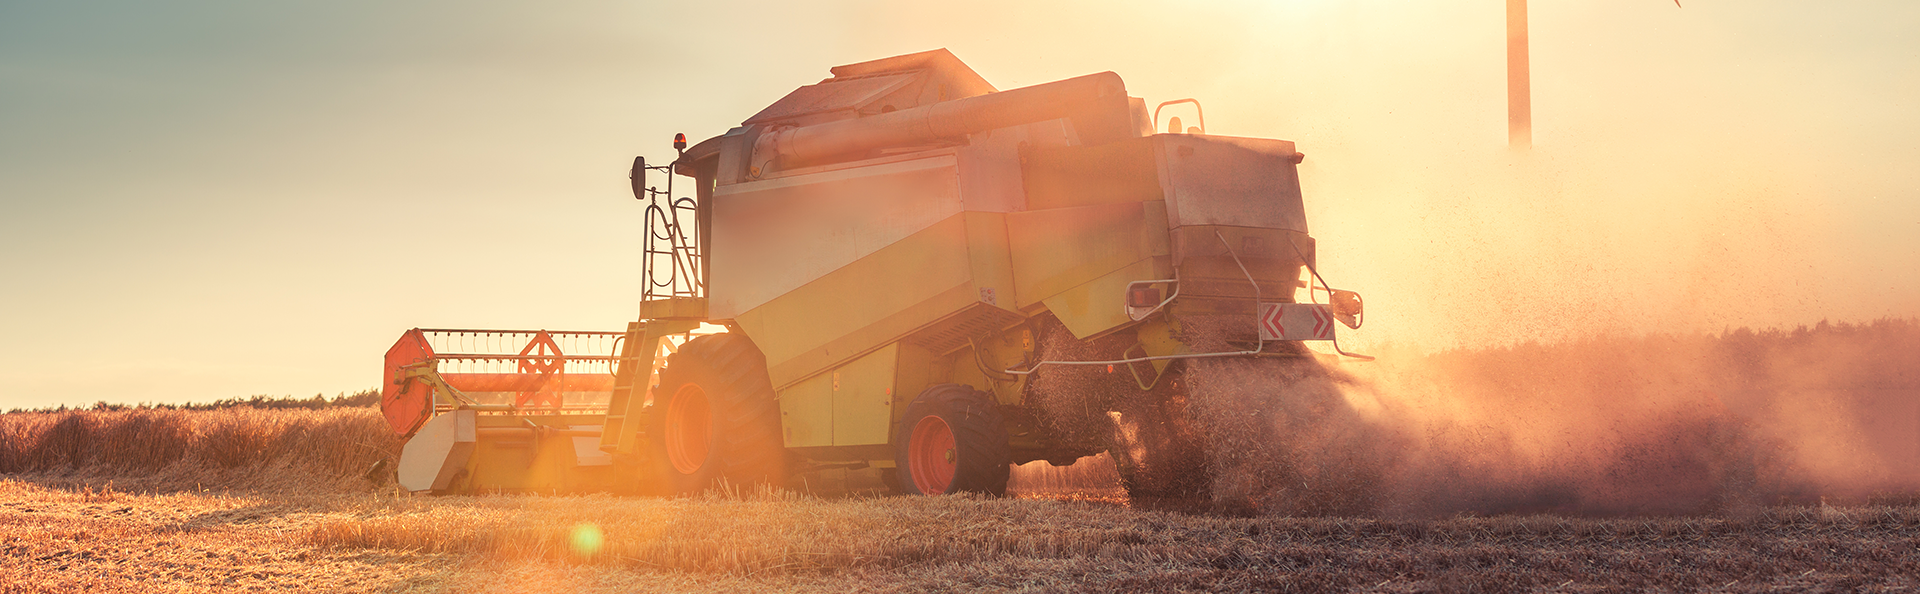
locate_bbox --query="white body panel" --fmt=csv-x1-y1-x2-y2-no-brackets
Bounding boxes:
397,410,476,493
1259,303,1336,341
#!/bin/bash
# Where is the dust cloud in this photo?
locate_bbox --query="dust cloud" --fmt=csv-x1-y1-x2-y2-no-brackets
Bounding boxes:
1001,23,1920,512
1014,318,1920,517
1144,126,1917,516
1335,318,1920,516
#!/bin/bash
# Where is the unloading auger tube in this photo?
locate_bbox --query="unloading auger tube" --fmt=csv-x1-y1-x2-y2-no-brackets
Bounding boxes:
1004,231,1373,378
750,71,1125,171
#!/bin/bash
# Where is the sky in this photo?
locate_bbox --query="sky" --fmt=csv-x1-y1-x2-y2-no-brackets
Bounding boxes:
2,0,1916,408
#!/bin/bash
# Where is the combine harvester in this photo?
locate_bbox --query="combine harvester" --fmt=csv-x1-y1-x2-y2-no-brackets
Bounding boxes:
382,49,1368,497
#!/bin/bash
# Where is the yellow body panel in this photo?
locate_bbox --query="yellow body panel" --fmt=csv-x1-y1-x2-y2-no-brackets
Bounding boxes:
1135,316,1186,374
776,342,929,448
962,211,1018,313
638,297,708,320
736,213,992,390
831,344,897,446
1005,200,1170,310
889,343,934,426
1022,138,1162,210
1040,256,1172,339
779,373,835,447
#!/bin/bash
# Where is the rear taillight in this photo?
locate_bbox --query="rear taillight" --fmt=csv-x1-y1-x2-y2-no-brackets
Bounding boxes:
1127,286,1162,309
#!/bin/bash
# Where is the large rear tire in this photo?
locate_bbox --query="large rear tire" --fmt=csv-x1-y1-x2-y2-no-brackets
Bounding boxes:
1110,397,1211,499
1110,366,1211,500
894,384,1010,496
647,333,786,495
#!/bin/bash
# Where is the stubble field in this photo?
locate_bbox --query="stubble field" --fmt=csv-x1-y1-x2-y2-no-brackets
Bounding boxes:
4,477,1919,593
4,320,1919,592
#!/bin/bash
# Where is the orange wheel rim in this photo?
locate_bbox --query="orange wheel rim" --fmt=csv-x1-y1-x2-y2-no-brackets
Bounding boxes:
664,384,710,475
908,415,957,494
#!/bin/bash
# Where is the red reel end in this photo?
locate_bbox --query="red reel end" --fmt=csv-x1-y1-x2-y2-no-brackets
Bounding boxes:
381,329,436,436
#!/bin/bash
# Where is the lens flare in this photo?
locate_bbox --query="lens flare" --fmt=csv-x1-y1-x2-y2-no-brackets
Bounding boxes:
569,522,605,557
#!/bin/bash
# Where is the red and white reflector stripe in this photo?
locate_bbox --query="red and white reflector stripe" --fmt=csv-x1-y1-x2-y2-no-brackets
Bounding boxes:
1258,303,1336,341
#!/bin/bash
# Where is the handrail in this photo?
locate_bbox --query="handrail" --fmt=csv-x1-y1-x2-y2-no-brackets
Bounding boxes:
1153,98,1205,134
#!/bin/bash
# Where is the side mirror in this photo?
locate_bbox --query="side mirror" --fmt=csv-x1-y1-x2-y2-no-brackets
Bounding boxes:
629,156,646,200
1328,289,1363,329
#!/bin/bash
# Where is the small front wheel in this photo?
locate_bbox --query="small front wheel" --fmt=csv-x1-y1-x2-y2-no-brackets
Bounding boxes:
894,384,1010,496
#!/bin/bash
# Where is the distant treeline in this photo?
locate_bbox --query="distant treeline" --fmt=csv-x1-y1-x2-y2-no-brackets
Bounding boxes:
6,389,382,414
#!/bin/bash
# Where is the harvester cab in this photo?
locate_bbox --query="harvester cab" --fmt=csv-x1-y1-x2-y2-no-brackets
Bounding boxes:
382,48,1367,498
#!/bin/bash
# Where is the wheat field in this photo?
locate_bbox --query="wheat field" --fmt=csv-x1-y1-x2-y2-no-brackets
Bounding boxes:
0,407,396,494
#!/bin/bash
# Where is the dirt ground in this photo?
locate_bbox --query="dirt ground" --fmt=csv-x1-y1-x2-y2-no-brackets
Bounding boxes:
3,478,1917,593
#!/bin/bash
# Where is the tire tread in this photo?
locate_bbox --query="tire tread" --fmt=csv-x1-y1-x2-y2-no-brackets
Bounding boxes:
651,333,785,493
895,384,1010,496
